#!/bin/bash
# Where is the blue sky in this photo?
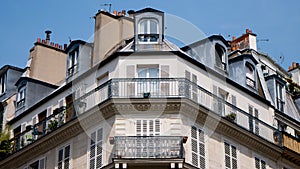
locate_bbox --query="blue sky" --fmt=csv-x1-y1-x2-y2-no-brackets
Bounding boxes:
0,0,299,70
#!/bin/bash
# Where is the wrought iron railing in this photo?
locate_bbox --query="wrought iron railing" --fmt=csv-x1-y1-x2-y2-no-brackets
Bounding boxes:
9,78,284,155
113,136,184,159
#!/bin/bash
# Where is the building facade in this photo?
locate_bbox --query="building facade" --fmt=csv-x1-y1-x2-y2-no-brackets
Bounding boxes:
0,7,299,169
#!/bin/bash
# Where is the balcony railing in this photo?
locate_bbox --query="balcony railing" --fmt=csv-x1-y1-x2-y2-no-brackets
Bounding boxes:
8,78,283,155
282,133,300,154
114,136,184,159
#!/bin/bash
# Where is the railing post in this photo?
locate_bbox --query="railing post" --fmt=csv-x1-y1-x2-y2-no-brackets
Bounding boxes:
178,79,185,96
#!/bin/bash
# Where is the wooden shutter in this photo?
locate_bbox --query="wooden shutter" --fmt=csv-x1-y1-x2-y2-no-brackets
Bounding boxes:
160,65,169,78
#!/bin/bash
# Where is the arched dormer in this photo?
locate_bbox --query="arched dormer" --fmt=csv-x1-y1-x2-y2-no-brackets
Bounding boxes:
134,8,164,51
138,18,159,43
215,43,226,70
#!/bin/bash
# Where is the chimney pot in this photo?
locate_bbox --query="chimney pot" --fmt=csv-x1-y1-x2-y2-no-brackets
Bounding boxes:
42,39,45,44
45,30,52,44
64,44,68,50
37,38,41,43
246,29,250,34
113,10,117,15
297,63,299,67
289,66,293,71
122,10,126,15
232,36,236,41
293,62,297,68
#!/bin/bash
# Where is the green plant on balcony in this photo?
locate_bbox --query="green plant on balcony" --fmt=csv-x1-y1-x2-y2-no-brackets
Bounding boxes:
286,78,300,95
48,119,59,131
0,127,12,160
225,112,236,122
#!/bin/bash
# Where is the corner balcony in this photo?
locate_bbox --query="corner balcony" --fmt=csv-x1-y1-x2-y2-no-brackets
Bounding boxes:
7,78,283,157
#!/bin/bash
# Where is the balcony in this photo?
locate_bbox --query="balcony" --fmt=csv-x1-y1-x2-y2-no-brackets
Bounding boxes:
8,78,281,155
282,133,300,154
113,136,184,159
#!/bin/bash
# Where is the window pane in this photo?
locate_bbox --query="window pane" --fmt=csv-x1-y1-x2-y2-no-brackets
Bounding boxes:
64,159,69,169
65,145,70,158
138,68,147,78
149,68,158,78
224,143,230,155
90,145,96,158
139,20,147,34
231,145,237,158
150,20,158,34
89,159,95,169
58,149,63,161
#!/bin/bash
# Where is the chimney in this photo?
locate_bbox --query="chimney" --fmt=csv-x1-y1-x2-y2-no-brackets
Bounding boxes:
113,10,117,15
293,62,297,69
246,29,252,34
64,44,68,50
232,36,236,41
45,30,52,44
121,10,126,16
127,10,135,18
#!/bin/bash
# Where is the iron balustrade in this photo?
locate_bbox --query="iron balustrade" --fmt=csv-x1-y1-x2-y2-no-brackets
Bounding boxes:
114,136,184,159
9,78,283,155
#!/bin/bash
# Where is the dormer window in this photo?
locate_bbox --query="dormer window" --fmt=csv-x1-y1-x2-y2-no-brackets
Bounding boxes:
276,83,284,112
245,63,255,89
16,86,26,109
215,44,226,70
138,19,159,43
0,73,6,95
67,48,79,77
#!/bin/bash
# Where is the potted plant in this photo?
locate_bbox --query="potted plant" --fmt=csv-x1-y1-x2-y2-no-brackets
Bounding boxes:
48,119,58,131
225,112,236,122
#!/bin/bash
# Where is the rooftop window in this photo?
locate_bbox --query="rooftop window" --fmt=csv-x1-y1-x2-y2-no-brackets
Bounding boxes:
245,63,255,89
0,73,6,95
67,48,79,77
215,44,226,70
138,19,159,43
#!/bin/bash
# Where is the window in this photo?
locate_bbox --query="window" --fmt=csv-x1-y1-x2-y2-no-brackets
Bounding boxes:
16,86,26,109
224,142,237,169
0,73,6,95
136,119,160,136
67,49,79,77
58,145,71,169
249,106,259,134
245,63,255,89
89,128,103,169
191,126,205,169
213,86,228,116
138,19,159,43
215,44,226,70
29,158,45,169
276,83,284,112
137,65,159,96
255,157,266,169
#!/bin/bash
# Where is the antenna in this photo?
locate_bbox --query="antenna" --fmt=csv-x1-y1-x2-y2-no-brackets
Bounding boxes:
101,3,112,13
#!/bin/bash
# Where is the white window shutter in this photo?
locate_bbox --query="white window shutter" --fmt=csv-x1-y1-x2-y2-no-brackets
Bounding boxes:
32,115,37,125
39,157,45,169
21,122,26,132
47,107,52,117
160,65,169,78
126,65,135,78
